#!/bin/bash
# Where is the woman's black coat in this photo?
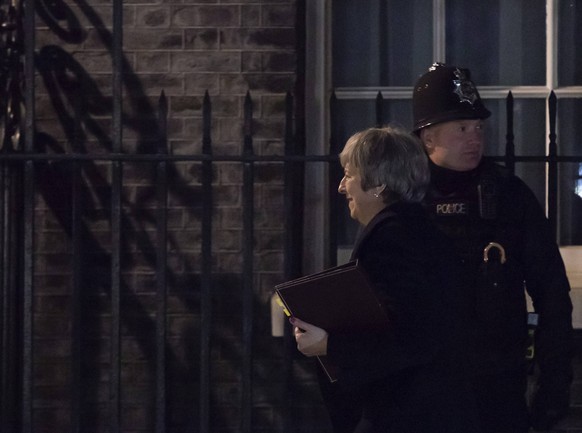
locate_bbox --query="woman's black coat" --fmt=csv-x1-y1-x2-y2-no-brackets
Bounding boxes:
319,201,482,433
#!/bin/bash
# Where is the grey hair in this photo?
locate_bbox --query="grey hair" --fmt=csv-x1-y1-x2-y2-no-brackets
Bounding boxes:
339,125,430,203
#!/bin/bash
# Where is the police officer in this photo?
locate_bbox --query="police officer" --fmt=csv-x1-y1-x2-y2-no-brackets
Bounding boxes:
412,63,573,433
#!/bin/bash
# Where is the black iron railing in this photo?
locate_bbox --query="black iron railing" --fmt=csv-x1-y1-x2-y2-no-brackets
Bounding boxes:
0,1,328,432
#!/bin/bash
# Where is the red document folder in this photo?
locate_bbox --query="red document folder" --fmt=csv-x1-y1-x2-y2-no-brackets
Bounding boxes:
275,261,390,382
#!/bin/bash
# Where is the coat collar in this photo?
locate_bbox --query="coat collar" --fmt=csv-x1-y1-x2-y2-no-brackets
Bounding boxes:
350,203,399,260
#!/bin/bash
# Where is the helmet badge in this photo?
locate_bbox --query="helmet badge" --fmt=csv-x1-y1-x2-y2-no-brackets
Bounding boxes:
453,68,478,106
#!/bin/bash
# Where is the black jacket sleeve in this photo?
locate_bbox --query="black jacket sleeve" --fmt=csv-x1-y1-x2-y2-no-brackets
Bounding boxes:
508,178,573,429
508,177,574,388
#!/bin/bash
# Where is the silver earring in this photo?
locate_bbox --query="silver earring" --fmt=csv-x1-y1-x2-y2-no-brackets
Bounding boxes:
374,193,379,198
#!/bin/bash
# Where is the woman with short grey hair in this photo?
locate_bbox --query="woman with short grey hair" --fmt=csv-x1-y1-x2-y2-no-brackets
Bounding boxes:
290,125,480,433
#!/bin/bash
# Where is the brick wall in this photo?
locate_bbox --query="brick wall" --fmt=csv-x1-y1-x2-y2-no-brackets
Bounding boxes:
29,1,330,432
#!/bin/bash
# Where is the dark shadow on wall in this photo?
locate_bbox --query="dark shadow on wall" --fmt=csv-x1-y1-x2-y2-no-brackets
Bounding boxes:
17,0,304,432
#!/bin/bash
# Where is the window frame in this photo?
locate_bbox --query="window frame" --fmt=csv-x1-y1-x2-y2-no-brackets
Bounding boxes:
305,0,582,277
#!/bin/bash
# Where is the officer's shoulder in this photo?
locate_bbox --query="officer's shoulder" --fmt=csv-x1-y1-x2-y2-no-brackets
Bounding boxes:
480,158,510,178
480,159,522,187
481,158,535,198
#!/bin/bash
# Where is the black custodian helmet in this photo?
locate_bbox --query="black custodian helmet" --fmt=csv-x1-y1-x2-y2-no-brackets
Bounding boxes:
412,63,491,133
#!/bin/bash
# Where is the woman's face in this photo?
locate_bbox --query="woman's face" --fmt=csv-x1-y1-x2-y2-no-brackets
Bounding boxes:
338,163,385,226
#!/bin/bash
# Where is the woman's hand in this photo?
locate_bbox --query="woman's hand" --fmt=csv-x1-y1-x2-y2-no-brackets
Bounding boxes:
290,317,328,357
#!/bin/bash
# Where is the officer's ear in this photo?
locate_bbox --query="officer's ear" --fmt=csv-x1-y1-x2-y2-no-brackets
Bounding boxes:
420,127,435,154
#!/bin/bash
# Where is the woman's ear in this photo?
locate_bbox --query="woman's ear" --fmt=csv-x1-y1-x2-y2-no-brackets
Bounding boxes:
375,185,386,196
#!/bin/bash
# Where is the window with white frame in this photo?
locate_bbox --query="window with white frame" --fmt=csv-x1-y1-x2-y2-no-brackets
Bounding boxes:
304,0,582,271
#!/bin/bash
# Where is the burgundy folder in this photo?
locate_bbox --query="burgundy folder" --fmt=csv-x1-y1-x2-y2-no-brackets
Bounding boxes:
275,260,390,382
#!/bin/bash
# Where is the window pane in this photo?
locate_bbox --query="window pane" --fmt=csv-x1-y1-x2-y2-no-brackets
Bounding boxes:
481,98,504,157
559,1,582,86
558,99,582,156
512,99,547,156
332,0,433,87
515,162,546,212
332,98,412,142
446,0,545,86
480,98,546,157
332,99,380,141
559,163,582,245
557,100,582,245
